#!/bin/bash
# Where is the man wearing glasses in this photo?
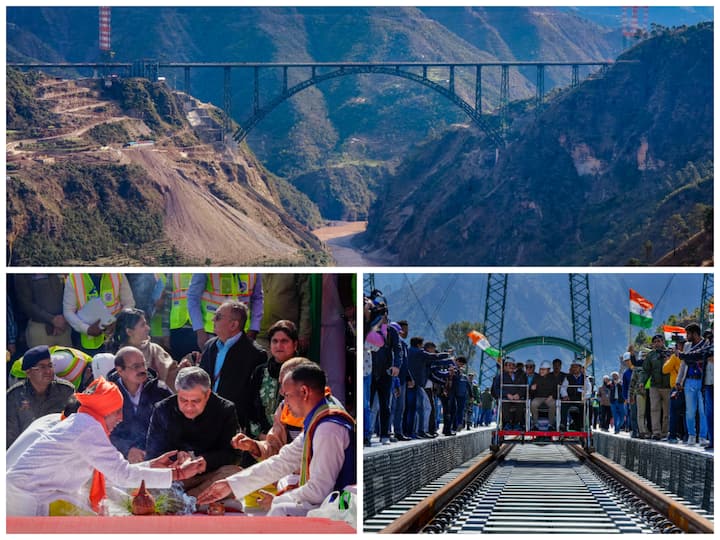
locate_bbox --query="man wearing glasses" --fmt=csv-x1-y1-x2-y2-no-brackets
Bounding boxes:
198,301,266,441
7,345,75,447
197,362,355,516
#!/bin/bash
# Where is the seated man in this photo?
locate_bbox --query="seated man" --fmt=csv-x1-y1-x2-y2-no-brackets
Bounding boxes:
491,358,527,430
108,346,172,463
7,345,75,448
560,359,592,430
145,366,242,497
7,378,202,516
529,361,557,429
197,363,355,516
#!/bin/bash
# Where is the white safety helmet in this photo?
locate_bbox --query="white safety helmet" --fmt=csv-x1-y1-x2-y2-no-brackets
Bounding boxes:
91,353,116,380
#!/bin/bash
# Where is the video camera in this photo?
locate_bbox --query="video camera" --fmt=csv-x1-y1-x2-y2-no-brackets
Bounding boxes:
669,332,686,345
365,289,388,329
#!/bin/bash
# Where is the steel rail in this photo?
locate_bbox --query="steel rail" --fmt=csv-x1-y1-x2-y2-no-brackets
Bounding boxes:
373,443,712,534
568,444,714,533
378,444,511,534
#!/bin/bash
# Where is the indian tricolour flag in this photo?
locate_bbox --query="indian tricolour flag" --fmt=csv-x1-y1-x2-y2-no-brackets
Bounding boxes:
629,289,654,328
663,325,686,344
468,330,500,359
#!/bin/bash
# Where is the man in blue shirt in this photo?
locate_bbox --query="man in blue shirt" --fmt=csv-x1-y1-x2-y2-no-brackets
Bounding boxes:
198,302,266,448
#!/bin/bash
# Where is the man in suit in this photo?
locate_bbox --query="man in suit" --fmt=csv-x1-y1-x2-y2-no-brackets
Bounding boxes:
199,302,267,438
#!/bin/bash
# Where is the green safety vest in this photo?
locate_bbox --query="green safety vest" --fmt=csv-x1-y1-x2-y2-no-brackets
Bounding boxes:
149,273,167,337
68,274,122,350
12,346,92,390
200,273,256,333
170,273,193,330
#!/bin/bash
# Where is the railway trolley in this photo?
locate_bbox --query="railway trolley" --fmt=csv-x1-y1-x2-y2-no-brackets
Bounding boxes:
490,377,593,452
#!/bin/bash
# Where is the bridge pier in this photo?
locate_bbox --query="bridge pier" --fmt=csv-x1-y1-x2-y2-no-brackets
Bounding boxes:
223,67,232,140
475,65,482,114
253,66,260,115
535,64,545,113
449,65,455,94
500,65,509,136
572,64,579,87
184,66,191,95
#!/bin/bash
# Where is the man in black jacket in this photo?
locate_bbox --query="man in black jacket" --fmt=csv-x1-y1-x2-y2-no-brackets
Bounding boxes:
108,346,172,463
145,366,242,496
492,358,527,430
199,301,266,434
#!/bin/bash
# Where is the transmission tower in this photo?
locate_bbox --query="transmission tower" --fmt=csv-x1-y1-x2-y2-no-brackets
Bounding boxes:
569,274,595,379
700,274,714,332
99,7,113,60
363,274,376,297
478,274,507,391
622,7,649,49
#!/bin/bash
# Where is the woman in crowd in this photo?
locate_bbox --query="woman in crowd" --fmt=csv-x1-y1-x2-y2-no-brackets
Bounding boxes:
111,308,184,392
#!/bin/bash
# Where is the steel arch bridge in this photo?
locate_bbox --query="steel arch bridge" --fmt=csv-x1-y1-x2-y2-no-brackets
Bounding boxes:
231,64,505,148
8,60,613,149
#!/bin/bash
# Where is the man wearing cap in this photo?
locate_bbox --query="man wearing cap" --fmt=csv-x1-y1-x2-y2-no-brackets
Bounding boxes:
6,377,204,516
524,360,537,386
641,334,671,440
529,361,557,429
6,345,75,448
629,352,650,438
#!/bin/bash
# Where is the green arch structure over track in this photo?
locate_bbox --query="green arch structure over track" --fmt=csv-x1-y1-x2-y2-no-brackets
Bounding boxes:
503,335,592,359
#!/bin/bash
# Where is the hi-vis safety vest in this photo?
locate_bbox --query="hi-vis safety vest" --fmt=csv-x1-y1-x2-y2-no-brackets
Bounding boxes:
200,273,256,333
11,346,92,390
170,273,193,330
68,273,122,350
150,273,167,337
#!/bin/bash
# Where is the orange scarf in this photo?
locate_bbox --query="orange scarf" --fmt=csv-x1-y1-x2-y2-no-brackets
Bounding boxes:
279,386,333,428
73,378,123,513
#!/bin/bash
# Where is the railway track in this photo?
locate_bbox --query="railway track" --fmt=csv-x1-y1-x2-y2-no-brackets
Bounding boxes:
368,444,713,534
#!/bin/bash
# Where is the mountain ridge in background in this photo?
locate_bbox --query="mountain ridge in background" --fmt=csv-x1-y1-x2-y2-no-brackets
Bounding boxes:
6,8,713,266
373,273,707,380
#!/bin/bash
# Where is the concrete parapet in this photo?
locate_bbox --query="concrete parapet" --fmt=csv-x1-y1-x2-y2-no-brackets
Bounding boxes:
593,431,713,513
363,428,493,520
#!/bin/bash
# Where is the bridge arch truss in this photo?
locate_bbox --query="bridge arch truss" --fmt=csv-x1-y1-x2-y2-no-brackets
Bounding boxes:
233,64,506,148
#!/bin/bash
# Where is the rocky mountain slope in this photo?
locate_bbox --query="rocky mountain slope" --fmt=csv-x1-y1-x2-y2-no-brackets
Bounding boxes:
6,70,328,266
7,6,623,223
361,23,713,266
